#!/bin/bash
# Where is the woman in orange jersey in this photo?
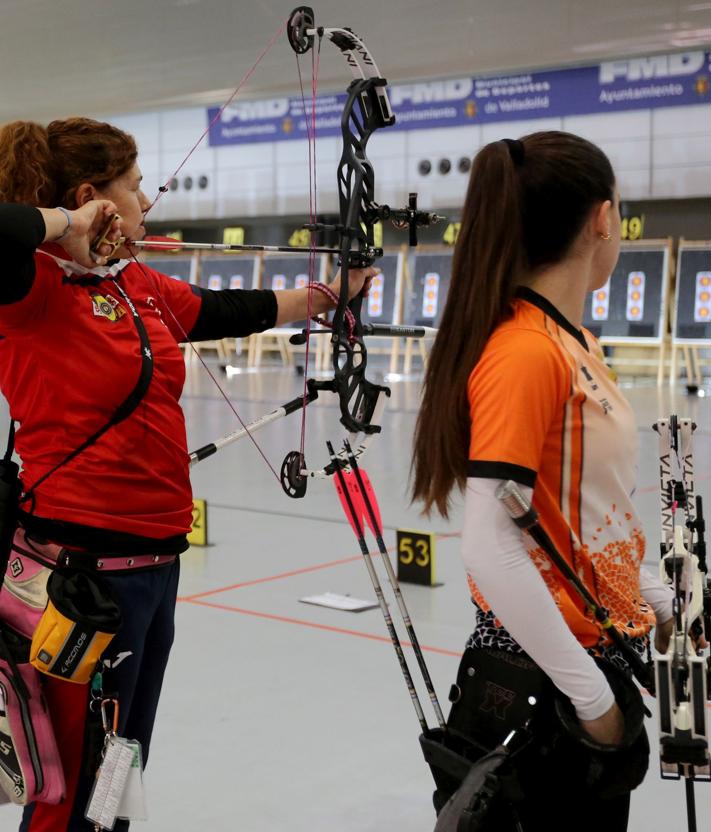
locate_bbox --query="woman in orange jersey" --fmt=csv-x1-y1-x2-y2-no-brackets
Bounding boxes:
412,132,674,830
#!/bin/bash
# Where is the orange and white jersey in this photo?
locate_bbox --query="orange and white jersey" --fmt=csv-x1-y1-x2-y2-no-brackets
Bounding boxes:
467,287,654,648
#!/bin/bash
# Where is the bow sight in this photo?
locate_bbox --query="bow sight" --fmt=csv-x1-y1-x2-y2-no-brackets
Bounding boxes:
654,415,711,831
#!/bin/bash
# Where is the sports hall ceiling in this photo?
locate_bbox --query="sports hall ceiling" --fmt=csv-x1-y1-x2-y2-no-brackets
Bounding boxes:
4,0,711,124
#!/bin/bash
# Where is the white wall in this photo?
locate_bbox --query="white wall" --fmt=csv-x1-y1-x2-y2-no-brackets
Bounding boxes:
104,100,711,221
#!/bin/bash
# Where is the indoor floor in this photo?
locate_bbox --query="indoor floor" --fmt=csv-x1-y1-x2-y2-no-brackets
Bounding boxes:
3,359,711,831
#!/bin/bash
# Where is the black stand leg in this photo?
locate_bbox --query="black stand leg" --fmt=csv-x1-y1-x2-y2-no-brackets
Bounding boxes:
685,778,697,832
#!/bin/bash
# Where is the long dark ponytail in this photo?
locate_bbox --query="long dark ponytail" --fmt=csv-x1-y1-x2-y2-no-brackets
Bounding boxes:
411,131,615,517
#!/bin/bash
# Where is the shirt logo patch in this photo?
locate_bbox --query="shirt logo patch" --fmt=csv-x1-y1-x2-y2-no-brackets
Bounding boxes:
90,293,126,322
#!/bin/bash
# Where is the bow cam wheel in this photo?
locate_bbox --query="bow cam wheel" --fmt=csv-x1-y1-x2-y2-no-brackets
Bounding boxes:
281,450,308,498
288,7,315,54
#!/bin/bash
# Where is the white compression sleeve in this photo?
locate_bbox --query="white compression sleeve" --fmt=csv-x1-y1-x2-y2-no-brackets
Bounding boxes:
461,479,615,721
639,566,674,623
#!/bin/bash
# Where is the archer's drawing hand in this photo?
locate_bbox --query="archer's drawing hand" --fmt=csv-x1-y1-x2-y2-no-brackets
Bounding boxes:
328,266,379,301
579,701,625,747
59,201,122,268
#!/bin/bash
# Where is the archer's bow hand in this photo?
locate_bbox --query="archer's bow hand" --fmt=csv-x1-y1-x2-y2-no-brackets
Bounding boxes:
328,266,379,302
654,616,674,654
53,201,122,268
579,700,625,747
655,615,709,653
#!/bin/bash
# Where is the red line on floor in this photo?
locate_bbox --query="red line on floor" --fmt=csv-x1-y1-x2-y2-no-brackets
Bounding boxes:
181,597,462,657
179,552,365,601
180,531,461,602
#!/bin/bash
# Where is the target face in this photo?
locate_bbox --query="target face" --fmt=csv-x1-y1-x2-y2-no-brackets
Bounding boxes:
694,272,711,323
626,272,645,321
422,272,440,319
592,279,611,321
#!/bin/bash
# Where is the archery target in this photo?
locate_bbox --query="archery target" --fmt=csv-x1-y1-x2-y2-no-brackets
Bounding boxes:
591,280,611,321
359,252,401,326
694,272,711,323
295,273,308,289
626,272,645,322
197,255,258,290
582,245,668,343
367,272,385,318
142,255,194,284
404,251,453,328
421,273,440,319
272,274,287,291
672,248,711,341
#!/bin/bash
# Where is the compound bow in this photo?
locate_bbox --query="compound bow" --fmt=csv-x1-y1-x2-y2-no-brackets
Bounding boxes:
118,6,443,499
653,415,711,832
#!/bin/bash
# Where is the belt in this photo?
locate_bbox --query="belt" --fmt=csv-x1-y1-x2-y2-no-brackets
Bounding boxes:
60,551,177,572
13,528,178,573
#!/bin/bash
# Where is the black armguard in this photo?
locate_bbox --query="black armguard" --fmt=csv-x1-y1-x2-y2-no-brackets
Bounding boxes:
187,287,278,341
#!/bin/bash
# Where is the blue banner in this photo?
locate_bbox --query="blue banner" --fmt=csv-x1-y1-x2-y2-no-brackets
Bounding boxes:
208,51,711,146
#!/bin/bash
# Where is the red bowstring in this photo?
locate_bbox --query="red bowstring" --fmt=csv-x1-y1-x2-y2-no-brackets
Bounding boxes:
119,18,293,483
126,252,282,482
144,18,288,219
126,18,332,483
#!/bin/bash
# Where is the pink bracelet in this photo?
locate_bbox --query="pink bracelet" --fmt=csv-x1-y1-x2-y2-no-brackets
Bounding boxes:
307,282,356,341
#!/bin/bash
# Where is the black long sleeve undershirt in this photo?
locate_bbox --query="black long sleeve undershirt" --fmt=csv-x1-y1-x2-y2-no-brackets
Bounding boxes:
187,286,278,341
0,204,45,304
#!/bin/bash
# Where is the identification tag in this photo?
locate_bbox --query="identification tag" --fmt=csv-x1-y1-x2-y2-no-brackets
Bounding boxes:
85,736,134,830
117,739,147,820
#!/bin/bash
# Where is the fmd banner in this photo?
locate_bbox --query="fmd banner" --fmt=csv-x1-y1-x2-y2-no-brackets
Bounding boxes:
208,51,711,146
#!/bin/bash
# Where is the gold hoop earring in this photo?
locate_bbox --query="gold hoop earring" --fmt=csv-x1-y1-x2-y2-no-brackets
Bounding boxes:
600,231,612,241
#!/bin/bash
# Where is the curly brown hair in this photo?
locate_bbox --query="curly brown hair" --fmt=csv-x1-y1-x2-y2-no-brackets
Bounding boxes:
0,117,137,208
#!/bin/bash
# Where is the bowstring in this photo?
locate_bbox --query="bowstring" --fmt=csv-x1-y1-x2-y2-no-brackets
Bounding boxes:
295,34,323,467
118,17,295,484
126,253,281,482
144,18,288,219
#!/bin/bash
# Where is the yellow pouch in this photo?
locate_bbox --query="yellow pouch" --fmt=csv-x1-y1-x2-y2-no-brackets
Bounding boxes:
30,569,122,685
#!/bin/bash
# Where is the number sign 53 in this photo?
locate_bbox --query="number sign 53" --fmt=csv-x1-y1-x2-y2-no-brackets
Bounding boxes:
396,529,437,586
